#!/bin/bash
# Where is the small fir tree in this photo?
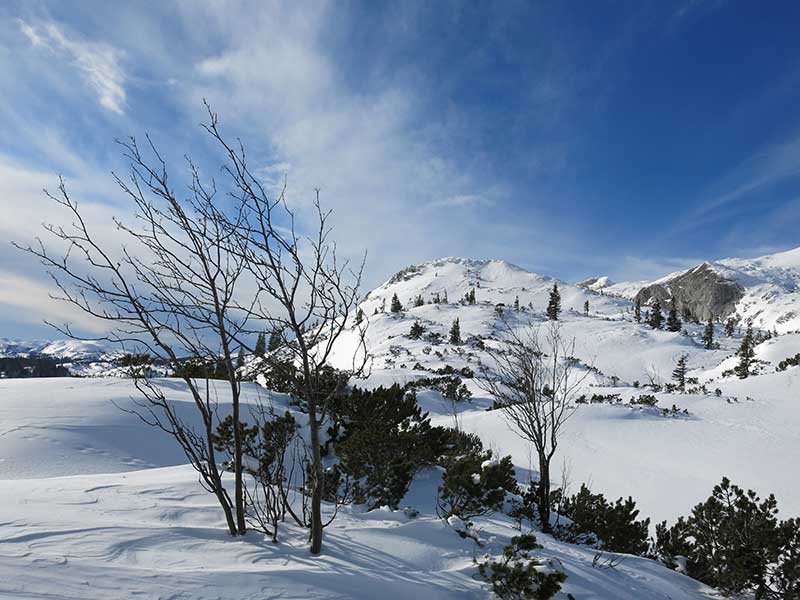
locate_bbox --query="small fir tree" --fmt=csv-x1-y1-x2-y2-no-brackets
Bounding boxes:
268,328,282,352
414,295,424,307
666,298,682,332
584,300,589,316
634,297,642,322
648,300,664,330
734,323,755,379
724,318,736,337
254,332,267,358
449,318,461,344
702,317,714,350
672,354,688,392
390,293,403,313
546,283,561,320
514,296,520,311
409,321,425,340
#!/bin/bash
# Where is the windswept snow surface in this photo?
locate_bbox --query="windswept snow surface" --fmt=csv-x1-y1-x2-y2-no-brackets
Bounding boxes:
1,255,799,599
1,377,721,600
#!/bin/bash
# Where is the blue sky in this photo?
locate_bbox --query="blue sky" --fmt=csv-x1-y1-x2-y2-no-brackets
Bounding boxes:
2,1,800,338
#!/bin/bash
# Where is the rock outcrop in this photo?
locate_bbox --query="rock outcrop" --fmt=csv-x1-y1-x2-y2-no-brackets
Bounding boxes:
634,262,744,322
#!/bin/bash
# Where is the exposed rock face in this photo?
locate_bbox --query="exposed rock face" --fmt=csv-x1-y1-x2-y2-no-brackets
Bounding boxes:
634,262,744,322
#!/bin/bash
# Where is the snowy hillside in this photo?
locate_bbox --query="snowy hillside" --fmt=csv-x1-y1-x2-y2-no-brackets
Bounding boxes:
1,255,798,599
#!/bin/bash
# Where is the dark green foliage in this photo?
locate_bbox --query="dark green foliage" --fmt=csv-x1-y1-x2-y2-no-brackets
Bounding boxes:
478,534,567,600
777,353,800,371
634,297,641,322
449,317,462,344
558,484,650,555
174,357,228,380
648,300,664,330
702,318,715,350
768,518,800,599
514,296,520,311
666,298,682,332
629,394,658,406
463,288,476,305
326,385,444,509
546,283,561,321
267,328,282,352
655,477,782,597
672,354,688,392
724,318,736,337
734,324,755,379
584,300,589,316
409,321,426,339
390,293,403,313
254,332,267,358
406,374,472,402
414,294,425,307
437,446,518,520
0,356,71,378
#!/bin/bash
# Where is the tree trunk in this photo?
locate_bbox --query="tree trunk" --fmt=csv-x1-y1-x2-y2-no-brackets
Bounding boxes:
307,398,324,554
538,453,552,533
232,385,246,534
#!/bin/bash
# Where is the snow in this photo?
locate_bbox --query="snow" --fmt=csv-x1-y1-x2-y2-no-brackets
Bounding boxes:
1,254,798,599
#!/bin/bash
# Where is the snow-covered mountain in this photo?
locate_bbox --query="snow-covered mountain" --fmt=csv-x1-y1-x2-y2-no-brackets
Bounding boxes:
0,338,113,361
633,246,800,333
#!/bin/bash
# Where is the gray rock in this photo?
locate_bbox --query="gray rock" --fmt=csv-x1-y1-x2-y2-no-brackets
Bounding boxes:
634,262,744,322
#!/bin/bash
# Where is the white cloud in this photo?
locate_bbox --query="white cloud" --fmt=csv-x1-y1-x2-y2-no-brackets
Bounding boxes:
18,19,126,114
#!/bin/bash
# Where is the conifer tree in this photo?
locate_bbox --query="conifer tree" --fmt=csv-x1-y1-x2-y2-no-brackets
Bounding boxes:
433,292,440,304
734,324,756,379
514,295,520,311
634,297,642,322
584,300,589,316
235,347,245,370
468,288,476,304
672,354,688,392
414,295,424,307
546,283,561,321
724,318,736,337
449,317,461,344
254,332,267,358
409,321,425,340
666,297,682,332
702,318,714,350
355,308,364,324
268,328,282,352
390,293,403,313
648,300,664,330
443,290,448,303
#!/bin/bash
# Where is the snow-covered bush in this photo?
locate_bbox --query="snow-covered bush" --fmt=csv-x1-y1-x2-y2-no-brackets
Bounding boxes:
556,483,650,556
436,446,518,521
477,534,567,599
654,477,797,598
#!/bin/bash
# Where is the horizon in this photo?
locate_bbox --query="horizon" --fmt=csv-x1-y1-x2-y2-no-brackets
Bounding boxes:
3,1,800,338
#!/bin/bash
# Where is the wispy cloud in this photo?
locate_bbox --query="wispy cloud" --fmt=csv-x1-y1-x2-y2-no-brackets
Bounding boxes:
18,19,126,115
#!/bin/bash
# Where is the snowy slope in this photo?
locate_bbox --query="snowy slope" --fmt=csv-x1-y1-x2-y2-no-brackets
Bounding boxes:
0,377,721,600
0,255,798,599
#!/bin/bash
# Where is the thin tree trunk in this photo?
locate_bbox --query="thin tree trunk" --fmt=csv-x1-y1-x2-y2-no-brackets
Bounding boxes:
539,454,552,533
308,397,324,554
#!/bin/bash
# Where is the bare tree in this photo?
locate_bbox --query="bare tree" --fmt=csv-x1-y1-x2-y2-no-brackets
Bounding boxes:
201,107,368,555
18,105,369,554
14,139,253,535
479,320,587,532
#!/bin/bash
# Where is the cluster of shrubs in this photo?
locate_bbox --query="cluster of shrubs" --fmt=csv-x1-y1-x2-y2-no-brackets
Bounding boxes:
405,374,472,402
776,352,800,371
